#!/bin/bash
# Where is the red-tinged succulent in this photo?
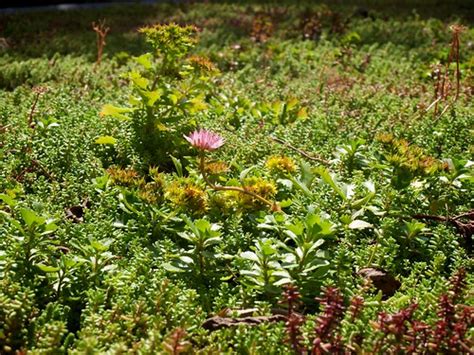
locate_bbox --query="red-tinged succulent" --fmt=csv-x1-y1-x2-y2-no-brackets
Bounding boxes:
280,285,305,353
312,287,345,354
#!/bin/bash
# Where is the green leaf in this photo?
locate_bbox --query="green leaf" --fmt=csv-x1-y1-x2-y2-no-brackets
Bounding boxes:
274,278,293,286
311,263,330,278
300,161,316,188
272,100,283,115
178,232,193,243
62,257,78,268
168,93,179,105
287,98,298,110
297,107,308,120
260,241,277,256
90,240,111,252
135,53,153,69
315,167,346,201
179,256,194,264
403,221,426,238
348,220,373,230
203,237,222,248
240,251,259,262
130,71,149,89
194,219,211,232
239,166,256,182
289,176,312,197
143,89,162,106
95,136,117,145
44,221,58,233
100,104,133,120
20,208,44,227
162,262,185,273
170,156,183,177
0,194,16,207
189,96,208,112
37,264,60,273
279,199,293,208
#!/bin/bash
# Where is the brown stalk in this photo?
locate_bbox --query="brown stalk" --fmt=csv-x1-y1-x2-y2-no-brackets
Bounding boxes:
450,24,465,102
411,210,473,252
270,136,329,164
428,24,466,119
92,19,110,66
28,86,47,128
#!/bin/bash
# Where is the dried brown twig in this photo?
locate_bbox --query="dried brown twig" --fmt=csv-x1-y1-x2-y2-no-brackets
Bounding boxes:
28,86,47,128
428,24,467,119
412,210,473,252
92,19,110,66
270,136,329,164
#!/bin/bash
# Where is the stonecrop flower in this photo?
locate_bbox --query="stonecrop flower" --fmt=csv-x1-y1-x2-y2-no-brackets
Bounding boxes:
184,129,224,151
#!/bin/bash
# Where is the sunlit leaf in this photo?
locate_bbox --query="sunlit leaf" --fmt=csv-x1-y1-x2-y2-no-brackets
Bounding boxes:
143,89,162,106
135,53,153,69
315,167,346,201
99,104,132,120
95,136,117,145
240,251,259,262
130,71,149,89
36,264,60,273
349,220,373,230
20,208,44,227
0,194,16,207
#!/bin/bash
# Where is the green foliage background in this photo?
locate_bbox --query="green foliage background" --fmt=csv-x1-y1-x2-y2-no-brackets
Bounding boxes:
0,1,473,353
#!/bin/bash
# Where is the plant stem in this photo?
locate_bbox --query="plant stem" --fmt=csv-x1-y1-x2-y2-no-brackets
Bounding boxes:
28,91,41,128
270,136,329,164
199,153,279,210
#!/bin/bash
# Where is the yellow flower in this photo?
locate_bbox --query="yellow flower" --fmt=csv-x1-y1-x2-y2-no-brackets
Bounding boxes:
165,178,208,213
107,167,145,187
265,155,297,174
204,161,230,175
237,177,277,209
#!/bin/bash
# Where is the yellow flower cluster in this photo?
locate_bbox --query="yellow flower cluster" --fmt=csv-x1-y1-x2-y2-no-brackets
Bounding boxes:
376,133,442,175
265,155,297,174
165,178,208,213
235,177,277,209
204,161,230,175
107,167,145,187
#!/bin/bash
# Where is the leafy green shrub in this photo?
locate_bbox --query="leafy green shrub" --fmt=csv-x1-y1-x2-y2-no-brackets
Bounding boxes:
101,23,218,170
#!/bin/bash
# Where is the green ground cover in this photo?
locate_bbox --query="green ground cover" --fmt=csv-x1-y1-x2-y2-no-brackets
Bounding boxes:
0,1,473,353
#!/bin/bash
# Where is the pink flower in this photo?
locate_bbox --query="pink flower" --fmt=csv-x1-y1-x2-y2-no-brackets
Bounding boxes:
184,129,224,151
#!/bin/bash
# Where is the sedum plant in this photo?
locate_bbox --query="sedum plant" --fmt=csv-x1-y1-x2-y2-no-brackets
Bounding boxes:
277,213,332,298
240,238,284,296
258,212,332,298
163,217,222,280
1,208,58,280
100,23,218,169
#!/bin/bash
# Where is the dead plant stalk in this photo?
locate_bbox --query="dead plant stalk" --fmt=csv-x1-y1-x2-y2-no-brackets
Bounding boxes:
92,20,110,66
430,24,466,119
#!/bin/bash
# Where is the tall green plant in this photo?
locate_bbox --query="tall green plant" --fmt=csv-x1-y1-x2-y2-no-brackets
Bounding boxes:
100,23,218,170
